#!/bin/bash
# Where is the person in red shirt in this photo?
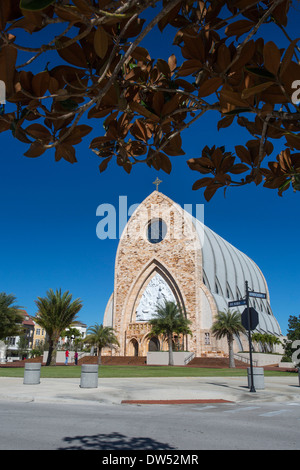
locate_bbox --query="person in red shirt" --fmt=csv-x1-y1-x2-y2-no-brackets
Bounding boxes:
65,350,69,365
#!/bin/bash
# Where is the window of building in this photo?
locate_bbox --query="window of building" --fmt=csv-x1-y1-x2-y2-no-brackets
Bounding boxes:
205,332,210,345
147,219,167,244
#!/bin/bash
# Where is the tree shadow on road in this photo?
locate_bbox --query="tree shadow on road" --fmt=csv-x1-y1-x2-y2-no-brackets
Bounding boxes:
58,431,176,450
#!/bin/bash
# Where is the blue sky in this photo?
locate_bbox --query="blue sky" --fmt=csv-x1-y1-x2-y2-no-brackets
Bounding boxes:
0,4,299,336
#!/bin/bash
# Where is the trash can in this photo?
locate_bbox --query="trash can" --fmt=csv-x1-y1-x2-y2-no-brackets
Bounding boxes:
80,364,99,388
247,367,264,390
23,362,41,385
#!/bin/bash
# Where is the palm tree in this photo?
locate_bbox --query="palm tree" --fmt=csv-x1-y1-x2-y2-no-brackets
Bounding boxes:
34,288,83,366
0,292,24,341
211,309,246,368
252,332,281,353
84,323,119,364
148,300,192,366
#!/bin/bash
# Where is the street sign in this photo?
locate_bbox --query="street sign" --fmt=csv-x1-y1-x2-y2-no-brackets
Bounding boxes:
241,307,259,331
248,291,266,299
228,299,247,307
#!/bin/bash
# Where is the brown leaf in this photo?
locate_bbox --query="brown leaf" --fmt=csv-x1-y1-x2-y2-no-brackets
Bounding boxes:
280,38,300,78
192,177,213,190
168,54,177,73
225,20,254,39
204,183,222,201
161,94,181,117
220,86,247,107
32,71,50,97
159,153,172,174
24,142,46,158
55,143,77,163
198,77,223,97
263,41,281,76
241,81,274,99
163,134,185,156
230,40,255,72
94,26,108,59
235,145,252,165
0,43,17,99
177,60,202,77
57,37,87,68
217,115,234,130
152,92,164,115
229,163,249,174
285,133,300,150
129,102,160,122
99,156,112,173
131,120,149,142
26,123,52,142
217,44,231,72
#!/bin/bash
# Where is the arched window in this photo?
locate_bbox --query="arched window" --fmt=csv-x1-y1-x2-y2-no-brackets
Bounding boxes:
148,336,160,351
147,219,167,244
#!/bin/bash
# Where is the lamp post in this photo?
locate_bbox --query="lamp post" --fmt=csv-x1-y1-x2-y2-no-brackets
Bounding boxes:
245,281,256,393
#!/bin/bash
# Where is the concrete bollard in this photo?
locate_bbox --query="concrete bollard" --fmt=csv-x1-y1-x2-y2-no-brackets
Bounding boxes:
80,364,99,388
247,367,265,390
23,362,41,385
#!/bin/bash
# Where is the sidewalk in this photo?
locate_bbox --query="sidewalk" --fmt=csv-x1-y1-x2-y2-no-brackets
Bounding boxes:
0,375,299,406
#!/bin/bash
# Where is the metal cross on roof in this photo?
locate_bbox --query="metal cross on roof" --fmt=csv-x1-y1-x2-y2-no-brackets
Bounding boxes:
153,177,162,191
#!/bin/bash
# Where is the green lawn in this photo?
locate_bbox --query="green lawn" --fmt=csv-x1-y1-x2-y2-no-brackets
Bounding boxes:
0,365,295,378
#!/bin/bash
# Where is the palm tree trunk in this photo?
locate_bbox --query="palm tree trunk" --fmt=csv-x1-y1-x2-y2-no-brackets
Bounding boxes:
168,333,174,366
46,340,53,366
98,347,102,365
228,335,235,368
46,339,57,366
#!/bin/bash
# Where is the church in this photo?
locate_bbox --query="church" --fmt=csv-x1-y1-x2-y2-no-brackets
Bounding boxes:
103,187,282,358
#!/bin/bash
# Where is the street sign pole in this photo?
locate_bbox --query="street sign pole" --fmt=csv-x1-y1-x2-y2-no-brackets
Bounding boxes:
246,281,256,393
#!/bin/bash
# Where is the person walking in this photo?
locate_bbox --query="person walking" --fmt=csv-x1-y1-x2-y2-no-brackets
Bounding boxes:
65,349,69,365
74,351,78,365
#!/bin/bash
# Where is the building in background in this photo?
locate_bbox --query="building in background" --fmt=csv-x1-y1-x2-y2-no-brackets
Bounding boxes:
103,190,282,358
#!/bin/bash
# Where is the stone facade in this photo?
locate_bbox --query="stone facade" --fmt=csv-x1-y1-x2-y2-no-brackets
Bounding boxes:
103,190,281,358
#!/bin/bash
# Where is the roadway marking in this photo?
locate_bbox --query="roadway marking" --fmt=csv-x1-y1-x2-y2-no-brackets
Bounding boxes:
223,406,260,413
259,410,289,417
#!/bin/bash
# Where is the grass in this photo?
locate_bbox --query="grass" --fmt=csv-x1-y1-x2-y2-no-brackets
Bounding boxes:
0,365,295,379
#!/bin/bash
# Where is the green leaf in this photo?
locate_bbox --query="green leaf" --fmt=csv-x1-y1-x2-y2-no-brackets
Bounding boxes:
59,99,78,111
20,0,55,11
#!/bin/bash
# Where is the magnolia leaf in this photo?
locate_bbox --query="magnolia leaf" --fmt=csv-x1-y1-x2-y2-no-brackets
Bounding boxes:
57,37,87,68
24,142,46,158
241,81,274,99
198,77,223,97
245,67,276,80
99,156,112,173
94,26,109,59
32,71,50,97
25,123,51,142
280,38,300,78
225,20,254,39
263,41,281,76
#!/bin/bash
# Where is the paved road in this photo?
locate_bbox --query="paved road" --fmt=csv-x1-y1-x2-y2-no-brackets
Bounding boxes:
0,375,299,451
1,399,300,451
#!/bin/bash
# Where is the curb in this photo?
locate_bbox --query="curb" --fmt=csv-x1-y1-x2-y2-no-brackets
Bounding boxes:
121,399,233,404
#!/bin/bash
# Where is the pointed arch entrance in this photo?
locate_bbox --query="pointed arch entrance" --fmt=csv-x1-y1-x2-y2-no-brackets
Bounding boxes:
130,259,187,324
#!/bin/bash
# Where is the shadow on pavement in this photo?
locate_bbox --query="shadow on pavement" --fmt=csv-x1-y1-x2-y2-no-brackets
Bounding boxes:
58,431,176,450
